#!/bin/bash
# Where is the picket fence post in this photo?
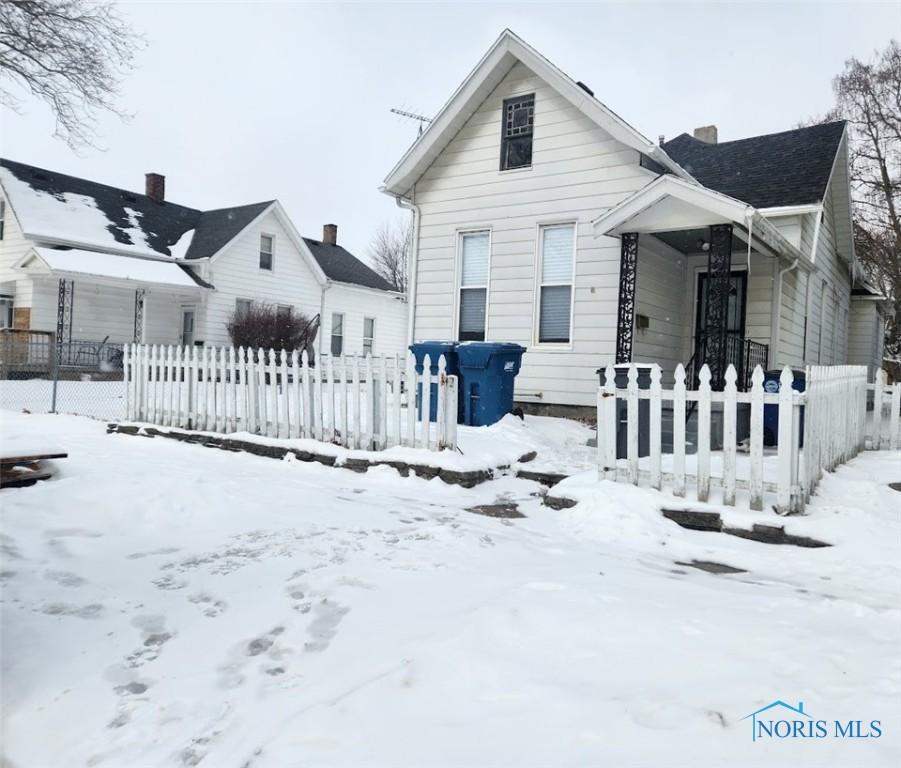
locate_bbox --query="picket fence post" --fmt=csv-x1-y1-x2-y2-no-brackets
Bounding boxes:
596,365,616,481
626,365,639,485
672,364,686,497
420,354,432,450
649,364,662,491
405,353,417,448
722,365,737,507
775,366,794,513
696,365,711,502
749,365,764,511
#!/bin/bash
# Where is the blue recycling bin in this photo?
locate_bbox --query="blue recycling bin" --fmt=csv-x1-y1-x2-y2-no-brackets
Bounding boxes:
456,342,526,426
763,369,806,447
409,341,460,422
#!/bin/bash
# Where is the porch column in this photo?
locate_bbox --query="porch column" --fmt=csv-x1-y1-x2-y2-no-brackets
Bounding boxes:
704,223,733,388
55,278,74,365
615,232,639,364
133,289,146,343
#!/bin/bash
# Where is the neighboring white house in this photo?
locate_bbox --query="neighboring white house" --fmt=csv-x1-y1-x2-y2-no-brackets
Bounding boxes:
0,160,407,363
382,29,891,414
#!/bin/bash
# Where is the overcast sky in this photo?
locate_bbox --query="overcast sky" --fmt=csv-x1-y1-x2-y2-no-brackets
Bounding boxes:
1,1,898,262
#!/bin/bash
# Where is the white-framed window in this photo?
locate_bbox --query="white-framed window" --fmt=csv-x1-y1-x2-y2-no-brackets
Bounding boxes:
0,199,6,240
236,298,253,316
536,223,575,344
259,234,274,270
181,308,195,347
363,317,375,355
0,295,13,328
330,312,344,356
277,304,292,319
458,230,490,341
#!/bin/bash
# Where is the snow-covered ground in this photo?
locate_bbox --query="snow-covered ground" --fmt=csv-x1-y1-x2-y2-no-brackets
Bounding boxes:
1,410,899,767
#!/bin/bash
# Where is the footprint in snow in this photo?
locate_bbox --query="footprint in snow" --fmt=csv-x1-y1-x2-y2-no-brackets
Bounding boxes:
44,569,86,587
304,599,350,653
187,592,227,617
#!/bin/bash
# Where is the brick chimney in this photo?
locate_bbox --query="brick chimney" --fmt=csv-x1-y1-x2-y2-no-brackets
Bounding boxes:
145,172,165,203
693,125,718,144
323,223,337,245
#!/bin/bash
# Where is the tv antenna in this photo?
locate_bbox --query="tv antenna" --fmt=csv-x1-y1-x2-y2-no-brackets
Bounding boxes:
390,108,433,136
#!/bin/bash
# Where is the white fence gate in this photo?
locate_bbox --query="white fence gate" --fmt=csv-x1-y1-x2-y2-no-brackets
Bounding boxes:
596,363,899,514
123,344,458,452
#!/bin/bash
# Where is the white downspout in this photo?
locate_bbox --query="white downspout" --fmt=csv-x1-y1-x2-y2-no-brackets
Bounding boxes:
395,186,420,347
771,258,799,368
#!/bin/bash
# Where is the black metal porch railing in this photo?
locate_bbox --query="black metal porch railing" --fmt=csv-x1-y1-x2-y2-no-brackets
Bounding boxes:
686,332,769,392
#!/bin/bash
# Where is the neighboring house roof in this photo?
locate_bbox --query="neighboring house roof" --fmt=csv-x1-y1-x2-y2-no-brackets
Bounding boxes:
0,157,199,258
381,29,691,198
662,122,847,209
183,201,275,260
1,158,385,293
18,246,204,290
302,238,394,291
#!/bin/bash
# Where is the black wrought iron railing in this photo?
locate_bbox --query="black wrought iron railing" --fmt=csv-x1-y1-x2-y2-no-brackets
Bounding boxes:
686,332,769,393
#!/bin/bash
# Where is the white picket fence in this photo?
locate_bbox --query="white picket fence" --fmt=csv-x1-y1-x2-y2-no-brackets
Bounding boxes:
123,344,458,452
596,362,899,514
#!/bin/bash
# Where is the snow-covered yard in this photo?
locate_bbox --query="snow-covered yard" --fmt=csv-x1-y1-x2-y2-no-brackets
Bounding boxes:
1,410,899,767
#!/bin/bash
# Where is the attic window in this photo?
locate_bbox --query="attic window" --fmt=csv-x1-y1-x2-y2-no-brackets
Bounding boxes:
259,234,273,270
500,94,534,171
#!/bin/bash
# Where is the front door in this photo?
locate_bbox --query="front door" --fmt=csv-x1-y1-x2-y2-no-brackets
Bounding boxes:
181,309,195,347
694,270,747,369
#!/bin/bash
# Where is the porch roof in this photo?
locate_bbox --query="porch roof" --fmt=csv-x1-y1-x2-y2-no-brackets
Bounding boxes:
592,175,805,264
16,247,208,292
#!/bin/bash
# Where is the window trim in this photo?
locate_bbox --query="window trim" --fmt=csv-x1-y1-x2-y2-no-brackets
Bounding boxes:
499,93,535,172
363,316,375,356
259,233,275,271
453,227,492,342
330,311,344,357
235,297,253,316
0,294,13,329
531,221,577,349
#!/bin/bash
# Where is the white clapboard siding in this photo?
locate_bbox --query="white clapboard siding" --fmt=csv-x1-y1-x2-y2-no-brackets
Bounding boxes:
125,344,458,452
596,362,869,513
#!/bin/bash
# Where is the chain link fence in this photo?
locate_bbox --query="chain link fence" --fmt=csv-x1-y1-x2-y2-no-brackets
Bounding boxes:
0,329,127,422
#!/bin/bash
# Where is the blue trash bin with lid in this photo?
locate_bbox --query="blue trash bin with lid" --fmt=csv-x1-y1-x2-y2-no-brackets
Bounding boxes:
408,341,460,422
456,342,526,426
762,369,806,447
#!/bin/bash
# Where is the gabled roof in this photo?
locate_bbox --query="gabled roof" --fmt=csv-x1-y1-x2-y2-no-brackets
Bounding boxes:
663,122,846,209
0,157,277,262
183,201,275,260
302,238,395,292
381,29,691,198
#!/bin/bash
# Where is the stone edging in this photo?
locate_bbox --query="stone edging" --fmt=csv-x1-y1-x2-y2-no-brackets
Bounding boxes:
107,423,535,489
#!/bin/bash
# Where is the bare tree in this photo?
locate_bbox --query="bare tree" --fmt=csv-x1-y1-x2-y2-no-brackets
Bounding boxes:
806,41,901,356
369,217,411,293
0,0,143,149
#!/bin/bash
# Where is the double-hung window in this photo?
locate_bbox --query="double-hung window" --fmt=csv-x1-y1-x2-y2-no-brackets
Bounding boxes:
331,312,344,356
0,295,13,328
537,223,575,344
458,231,490,341
259,234,273,270
363,317,375,355
236,298,253,316
500,94,535,170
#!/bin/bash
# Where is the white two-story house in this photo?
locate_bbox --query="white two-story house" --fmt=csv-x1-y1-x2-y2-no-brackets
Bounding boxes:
381,30,889,416
0,160,407,368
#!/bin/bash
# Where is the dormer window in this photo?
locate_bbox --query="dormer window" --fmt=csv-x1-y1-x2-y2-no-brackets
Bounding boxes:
500,94,534,170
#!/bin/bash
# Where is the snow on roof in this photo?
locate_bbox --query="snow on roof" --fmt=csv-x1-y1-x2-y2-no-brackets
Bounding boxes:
31,247,201,289
0,165,168,258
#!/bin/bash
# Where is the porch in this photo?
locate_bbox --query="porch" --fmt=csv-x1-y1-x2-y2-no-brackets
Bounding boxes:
593,175,806,392
9,246,208,355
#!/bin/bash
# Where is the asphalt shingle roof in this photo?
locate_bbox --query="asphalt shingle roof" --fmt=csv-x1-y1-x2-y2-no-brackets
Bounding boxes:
0,158,272,261
303,238,394,292
662,121,846,208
